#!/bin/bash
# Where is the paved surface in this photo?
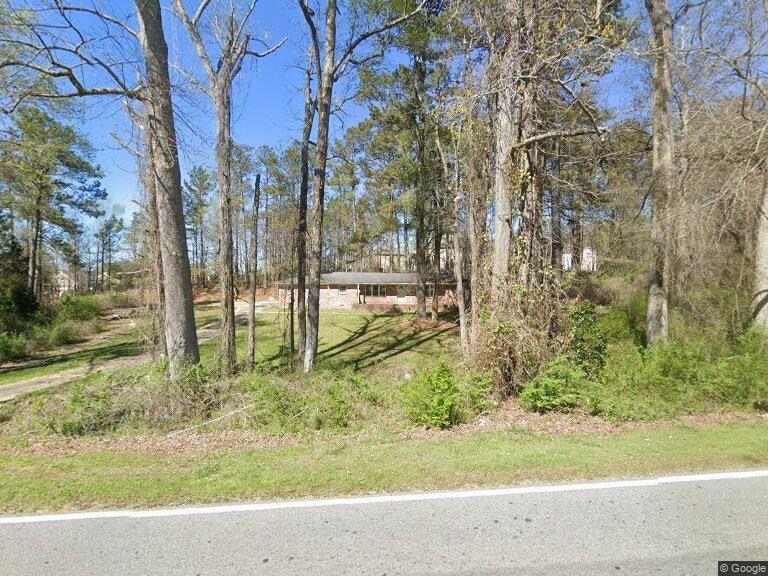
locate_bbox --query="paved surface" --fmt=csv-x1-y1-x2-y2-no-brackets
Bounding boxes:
1,471,767,575
0,301,258,402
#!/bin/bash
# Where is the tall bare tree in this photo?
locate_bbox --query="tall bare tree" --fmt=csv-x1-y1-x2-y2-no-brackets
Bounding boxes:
2,0,201,375
645,0,674,344
297,52,315,363
173,0,284,375
246,174,261,371
136,0,201,371
297,0,425,371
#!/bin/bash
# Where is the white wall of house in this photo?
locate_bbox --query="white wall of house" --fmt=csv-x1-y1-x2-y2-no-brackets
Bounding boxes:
278,283,458,310
562,247,598,272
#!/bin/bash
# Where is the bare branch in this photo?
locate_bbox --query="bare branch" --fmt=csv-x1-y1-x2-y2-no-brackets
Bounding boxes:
332,0,426,76
513,127,604,149
245,36,287,58
297,0,321,73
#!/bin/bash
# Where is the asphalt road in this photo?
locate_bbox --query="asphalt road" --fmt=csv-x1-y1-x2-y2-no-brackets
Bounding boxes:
1,470,767,576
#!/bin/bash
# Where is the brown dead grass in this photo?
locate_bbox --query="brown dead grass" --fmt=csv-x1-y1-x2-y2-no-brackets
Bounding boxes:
2,400,763,458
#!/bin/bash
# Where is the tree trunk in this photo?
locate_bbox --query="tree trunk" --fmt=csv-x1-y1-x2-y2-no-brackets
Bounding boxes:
100,234,105,292
214,76,237,375
645,0,673,345
303,0,337,372
752,175,768,326
550,144,563,272
490,84,514,306
438,134,469,353
264,190,270,285
247,174,261,371
413,53,428,320
199,228,205,288
298,62,314,364
431,210,441,321
27,197,42,295
517,142,543,290
570,191,582,269
136,0,199,375
143,140,167,358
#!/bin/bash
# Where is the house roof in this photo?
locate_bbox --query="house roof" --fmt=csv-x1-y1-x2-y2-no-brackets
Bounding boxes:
278,271,457,286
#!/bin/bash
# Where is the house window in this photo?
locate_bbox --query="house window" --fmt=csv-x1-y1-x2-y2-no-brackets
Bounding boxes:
364,285,386,297
338,285,347,294
426,284,435,297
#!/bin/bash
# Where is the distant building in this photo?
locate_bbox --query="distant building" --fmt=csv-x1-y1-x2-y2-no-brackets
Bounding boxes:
54,270,73,295
278,271,461,312
562,247,598,272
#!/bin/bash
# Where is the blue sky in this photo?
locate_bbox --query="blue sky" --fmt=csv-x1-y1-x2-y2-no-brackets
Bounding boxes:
81,0,368,220
77,0,648,222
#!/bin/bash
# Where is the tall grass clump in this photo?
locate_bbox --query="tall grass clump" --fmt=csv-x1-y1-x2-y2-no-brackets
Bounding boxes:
57,294,102,321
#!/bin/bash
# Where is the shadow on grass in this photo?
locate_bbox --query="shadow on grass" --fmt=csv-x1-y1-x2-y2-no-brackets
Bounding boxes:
315,312,456,371
0,338,146,377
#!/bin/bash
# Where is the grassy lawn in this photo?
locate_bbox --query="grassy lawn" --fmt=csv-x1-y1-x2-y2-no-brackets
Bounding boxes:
0,303,229,386
0,420,766,512
0,307,454,387
218,309,457,373
0,333,144,385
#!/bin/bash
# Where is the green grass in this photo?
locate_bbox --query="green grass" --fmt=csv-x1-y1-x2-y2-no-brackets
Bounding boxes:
201,309,457,374
0,420,766,512
0,303,237,386
0,333,144,385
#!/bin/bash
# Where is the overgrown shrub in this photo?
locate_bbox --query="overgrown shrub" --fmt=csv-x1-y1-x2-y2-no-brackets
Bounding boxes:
231,369,384,433
585,333,768,421
58,294,102,321
596,307,642,345
0,281,36,334
461,369,494,416
484,280,568,393
0,332,27,363
92,290,144,310
35,363,225,436
564,272,613,305
401,362,460,428
30,319,85,349
569,302,607,371
519,356,585,412
321,379,353,428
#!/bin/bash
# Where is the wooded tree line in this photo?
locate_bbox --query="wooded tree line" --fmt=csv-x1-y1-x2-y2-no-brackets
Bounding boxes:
1,0,767,385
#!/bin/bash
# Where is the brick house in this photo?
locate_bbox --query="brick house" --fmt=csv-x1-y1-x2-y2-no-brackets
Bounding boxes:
278,272,461,312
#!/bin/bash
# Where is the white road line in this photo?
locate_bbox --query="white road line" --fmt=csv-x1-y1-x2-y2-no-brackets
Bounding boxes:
2,469,766,525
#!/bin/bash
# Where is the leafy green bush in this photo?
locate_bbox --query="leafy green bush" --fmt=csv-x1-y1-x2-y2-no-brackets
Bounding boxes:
0,281,37,334
0,332,28,363
520,356,585,412
401,363,461,428
597,307,643,345
461,369,494,416
584,333,768,421
569,302,606,371
58,294,102,321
